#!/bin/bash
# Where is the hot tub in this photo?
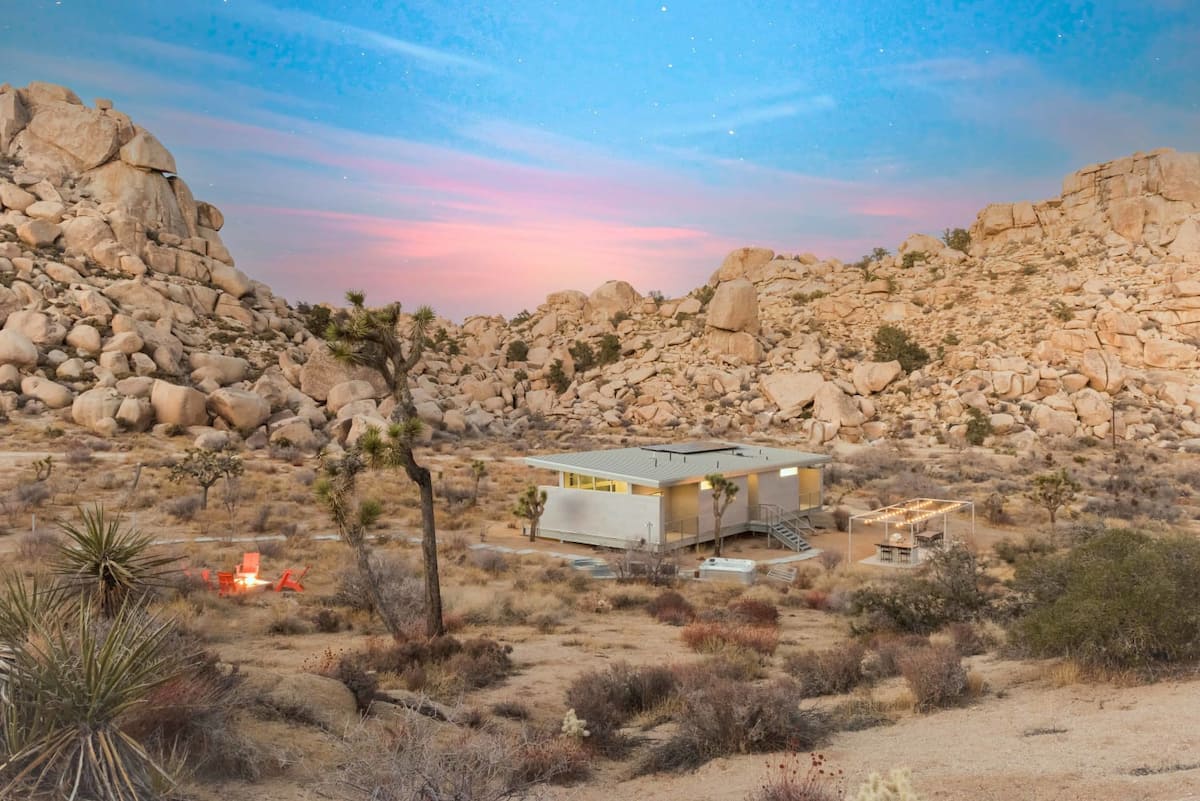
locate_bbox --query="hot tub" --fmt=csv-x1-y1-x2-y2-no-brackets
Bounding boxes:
698,557,757,585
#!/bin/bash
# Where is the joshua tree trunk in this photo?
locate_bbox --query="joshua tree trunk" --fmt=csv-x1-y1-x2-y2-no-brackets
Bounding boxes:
713,511,724,557
353,538,404,637
401,446,444,638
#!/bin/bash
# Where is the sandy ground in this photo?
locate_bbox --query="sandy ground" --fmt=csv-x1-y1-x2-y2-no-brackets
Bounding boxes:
5,424,1200,801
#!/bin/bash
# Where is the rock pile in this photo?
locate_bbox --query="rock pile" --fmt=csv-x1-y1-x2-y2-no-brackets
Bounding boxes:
3,79,1200,455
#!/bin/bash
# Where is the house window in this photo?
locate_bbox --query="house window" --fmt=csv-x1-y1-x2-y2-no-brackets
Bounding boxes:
699,479,712,490
779,467,798,477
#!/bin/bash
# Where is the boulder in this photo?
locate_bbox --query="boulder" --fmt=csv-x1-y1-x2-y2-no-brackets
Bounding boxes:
897,234,942,256
852,361,902,395
20,376,72,408
0,329,38,367
706,329,762,363
1144,339,1197,369
326,379,379,414
119,129,177,173
72,387,123,432
705,279,760,334
0,363,19,390
197,201,224,231
23,81,82,106
188,352,248,385
298,345,388,402
16,219,60,248
759,372,824,417
0,181,36,211
115,396,154,432
26,101,120,170
1079,349,1125,393
812,382,866,428
1168,217,1200,256
103,331,144,355
209,260,253,298
270,418,320,451
1149,150,1200,205
208,388,270,432
244,671,359,734
60,217,116,254
4,311,65,347
0,89,30,153
150,380,208,426
712,247,775,282
979,203,1014,236
586,280,641,322
103,280,173,320
82,161,187,237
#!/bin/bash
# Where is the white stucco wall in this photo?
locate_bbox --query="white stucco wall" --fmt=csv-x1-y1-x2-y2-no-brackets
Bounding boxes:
756,470,800,510
539,486,663,547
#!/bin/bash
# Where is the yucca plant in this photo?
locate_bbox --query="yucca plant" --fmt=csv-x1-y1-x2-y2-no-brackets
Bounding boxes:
0,573,73,708
53,506,175,617
0,602,183,800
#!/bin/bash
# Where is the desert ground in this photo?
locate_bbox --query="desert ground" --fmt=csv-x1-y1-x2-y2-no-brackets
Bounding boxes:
2,417,1200,801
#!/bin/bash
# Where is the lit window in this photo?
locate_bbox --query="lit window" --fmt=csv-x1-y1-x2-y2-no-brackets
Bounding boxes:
779,467,798,477
699,480,712,490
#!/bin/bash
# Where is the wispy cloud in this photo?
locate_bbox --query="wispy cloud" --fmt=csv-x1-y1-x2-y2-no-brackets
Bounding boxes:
655,94,836,138
238,1,494,74
116,35,251,72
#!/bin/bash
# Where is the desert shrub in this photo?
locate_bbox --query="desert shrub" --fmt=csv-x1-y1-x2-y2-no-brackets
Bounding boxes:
896,644,967,711
568,340,595,371
564,662,678,744
469,549,509,574
783,642,867,697
749,752,845,801
330,554,423,624
943,622,989,656
356,635,513,695
832,507,850,532
681,622,779,655
1013,528,1200,671
547,360,570,393
982,492,1010,525
597,333,621,365
646,589,695,625
312,607,348,633
268,607,311,635
249,504,272,533
865,633,930,678
15,528,59,561
165,494,203,521
851,545,988,634
640,677,830,773
964,408,992,446
491,700,531,720
872,325,929,372
511,734,591,786
11,481,50,510
992,534,1054,565
505,339,530,362
727,597,780,626
830,694,895,732
942,227,971,252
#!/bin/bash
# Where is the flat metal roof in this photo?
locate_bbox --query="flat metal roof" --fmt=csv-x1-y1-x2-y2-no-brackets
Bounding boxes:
523,441,831,488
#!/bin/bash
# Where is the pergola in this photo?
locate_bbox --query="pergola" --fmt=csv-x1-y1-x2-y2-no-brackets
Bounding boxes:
847,498,975,567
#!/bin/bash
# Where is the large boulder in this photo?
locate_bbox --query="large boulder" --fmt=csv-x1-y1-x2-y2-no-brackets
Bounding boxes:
189,352,248,385
244,670,359,733
0,329,37,367
20,376,72,408
326,379,380,414
150,380,208,426
0,88,30,153
586,280,640,323
209,261,253,298
705,279,760,334
706,329,762,364
0,181,36,211
1168,217,1200,256
16,219,61,248
1079,349,1125,393
72,387,123,432
115,396,155,432
4,310,65,347
298,345,388,402
1148,150,1200,205
82,161,187,237
759,372,824,417
207,388,270,432
1144,339,1198,369
119,129,177,173
813,382,867,428
103,280,173,320
60,217,116,254
25,101,120,170
852,361,903,395
712,247,774,283
898,233,943,256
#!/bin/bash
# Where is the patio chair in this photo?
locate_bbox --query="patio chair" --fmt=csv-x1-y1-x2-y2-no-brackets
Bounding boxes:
273,566,310,593
216,571,236,597
237,552,260,578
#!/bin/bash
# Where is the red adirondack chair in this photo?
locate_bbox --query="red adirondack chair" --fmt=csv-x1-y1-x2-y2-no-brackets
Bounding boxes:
274,566,310,593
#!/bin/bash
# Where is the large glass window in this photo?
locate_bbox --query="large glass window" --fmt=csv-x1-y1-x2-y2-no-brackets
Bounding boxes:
562,473,627,492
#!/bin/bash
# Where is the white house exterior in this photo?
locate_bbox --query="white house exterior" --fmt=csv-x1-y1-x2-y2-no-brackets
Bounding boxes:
523,441,830,552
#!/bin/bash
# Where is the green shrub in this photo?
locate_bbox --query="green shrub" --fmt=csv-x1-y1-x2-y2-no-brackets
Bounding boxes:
783,642,867,697
941,227,971,252
901,251,928,269
964,408,992,446
872,325,929,372
568,341,595,372
1013,529,1200,671
896,644,967,711
547,360,570,393
692,285,715,308
564,662,678,744
505,339,529,362
597,333,621,365
852,545,989,634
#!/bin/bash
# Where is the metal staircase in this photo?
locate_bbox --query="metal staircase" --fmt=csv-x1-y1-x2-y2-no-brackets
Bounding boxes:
752,504,814,552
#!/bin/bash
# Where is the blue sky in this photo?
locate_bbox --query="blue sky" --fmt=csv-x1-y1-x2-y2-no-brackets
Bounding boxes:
1,1,1197,318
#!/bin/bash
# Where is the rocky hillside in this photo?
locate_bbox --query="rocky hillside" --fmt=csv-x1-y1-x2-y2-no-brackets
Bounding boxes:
2,79,1199,455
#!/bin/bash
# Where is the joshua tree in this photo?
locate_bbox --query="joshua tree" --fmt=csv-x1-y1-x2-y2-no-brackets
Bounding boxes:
324,291,444,637
168,448,243,510
315,445,404,637
1027,468,1080,529
470,459,487,506
513,485,547,543
706,474,738,557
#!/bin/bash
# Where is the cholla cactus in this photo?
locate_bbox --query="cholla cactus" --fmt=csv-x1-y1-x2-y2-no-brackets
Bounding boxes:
561,708,590,739
853,768,925,801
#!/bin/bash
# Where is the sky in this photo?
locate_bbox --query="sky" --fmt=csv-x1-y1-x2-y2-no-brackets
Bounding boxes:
1,1,1198,319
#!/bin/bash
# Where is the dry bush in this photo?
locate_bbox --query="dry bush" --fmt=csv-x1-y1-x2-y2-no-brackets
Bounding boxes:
646,589,695,625
308,648,380,713
9,480,50,511
783,642,867,697
866,633,929,679
469,549,509,574
895,644,967,712
675,646,768,683
727,597,780,626
609,588,652,610
346,635,513,698
830,693,895,732
943,622,989,656
564,662,678,745
640,677,830,773
330,554,424,626
681,622,779,655
165,494,202,521
268,606,311,635
749,752,845,801
15,528,59,561
312,607,348,633
333,716,584,800
249,504,272,533
491,700,530,720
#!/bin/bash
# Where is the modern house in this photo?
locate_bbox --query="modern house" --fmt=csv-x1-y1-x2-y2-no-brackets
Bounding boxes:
523,441,831,552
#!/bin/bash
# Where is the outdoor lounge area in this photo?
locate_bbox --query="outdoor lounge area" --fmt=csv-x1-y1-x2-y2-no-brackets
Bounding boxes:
524,441,831,553
848,498,974,567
